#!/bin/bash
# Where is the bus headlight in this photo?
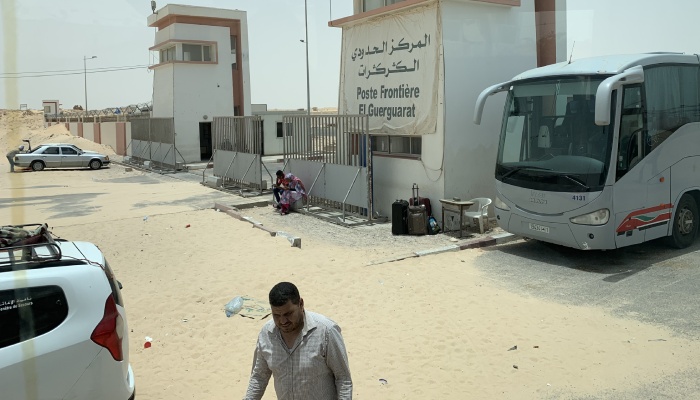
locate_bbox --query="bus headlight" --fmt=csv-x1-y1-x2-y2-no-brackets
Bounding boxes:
570,209,609,225
494,196,510,211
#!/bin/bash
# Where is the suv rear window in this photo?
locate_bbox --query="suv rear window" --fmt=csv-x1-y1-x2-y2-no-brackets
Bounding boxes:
0,285,68,349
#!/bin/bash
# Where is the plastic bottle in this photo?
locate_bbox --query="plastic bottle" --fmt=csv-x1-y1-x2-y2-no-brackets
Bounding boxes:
224,296,244,317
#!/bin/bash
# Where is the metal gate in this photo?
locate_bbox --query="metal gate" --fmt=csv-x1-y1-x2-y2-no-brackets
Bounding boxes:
283,114,373,222
211,116,265,193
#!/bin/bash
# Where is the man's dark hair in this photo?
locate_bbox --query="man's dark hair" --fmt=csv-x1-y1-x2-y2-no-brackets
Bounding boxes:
269,282,300,307
276,170,284,177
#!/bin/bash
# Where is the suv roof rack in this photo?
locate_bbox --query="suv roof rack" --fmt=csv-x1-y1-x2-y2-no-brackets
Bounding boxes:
0,223,62,267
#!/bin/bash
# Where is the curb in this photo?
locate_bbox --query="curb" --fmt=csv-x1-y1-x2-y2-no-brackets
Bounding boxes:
416,232,519,254
367,232,520,266
214,202,302,248
455,232,520,250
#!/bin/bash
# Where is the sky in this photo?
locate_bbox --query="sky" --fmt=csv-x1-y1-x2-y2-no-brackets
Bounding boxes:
0,0,352,111
565,0,700,60
3,0,700,111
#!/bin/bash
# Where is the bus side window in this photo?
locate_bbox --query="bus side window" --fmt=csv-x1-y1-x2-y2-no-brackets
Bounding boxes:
648,113,683,151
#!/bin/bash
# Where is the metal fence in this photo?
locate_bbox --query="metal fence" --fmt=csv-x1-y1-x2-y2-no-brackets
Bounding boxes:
283,114,372,221
211,116,265,192
126,117,186,171
44,102,152,121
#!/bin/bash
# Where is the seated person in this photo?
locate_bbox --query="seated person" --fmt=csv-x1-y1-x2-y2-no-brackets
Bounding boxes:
278,173,307,215
272,170,285,208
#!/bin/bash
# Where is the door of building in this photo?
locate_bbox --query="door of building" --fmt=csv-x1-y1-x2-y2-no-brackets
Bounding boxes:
199,122,213,160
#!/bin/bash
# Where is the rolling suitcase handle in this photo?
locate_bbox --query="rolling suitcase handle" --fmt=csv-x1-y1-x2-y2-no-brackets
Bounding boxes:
412,183,420,205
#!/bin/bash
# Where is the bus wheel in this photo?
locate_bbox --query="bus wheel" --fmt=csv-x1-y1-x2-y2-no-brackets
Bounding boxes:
668,194,699,249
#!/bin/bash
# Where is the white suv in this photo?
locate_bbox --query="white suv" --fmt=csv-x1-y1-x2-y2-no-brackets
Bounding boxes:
0,224,135,400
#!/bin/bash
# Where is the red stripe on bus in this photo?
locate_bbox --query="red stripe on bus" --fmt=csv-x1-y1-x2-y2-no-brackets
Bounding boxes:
616,204,673,233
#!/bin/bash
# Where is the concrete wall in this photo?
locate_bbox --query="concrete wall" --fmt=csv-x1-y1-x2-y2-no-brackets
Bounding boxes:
152,61,175,118
101,122,118,152
64,121,129,157
372,128,445,219
82,122,95,141
441,0,538,213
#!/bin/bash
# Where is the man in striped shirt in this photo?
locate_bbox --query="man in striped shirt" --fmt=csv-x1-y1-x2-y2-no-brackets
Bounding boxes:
244,282,353,400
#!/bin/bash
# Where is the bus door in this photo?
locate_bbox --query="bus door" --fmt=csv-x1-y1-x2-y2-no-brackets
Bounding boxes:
643,170,672,242
613,85,671,246
613,85,647,247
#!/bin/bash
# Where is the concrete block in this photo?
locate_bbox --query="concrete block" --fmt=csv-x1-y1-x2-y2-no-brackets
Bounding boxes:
276,231,301,248
206,175,222,187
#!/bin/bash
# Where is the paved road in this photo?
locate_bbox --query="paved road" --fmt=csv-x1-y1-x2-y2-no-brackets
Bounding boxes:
477,238,700,339
475,238,700,399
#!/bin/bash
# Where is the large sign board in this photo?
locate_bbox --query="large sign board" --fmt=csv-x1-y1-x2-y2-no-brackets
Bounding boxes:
340,4,439,135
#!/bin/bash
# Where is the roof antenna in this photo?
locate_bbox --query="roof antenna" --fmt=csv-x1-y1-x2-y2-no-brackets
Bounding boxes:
568,41,576,64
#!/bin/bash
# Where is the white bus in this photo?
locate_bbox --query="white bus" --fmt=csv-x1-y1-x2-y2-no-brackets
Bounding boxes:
474,53,700,250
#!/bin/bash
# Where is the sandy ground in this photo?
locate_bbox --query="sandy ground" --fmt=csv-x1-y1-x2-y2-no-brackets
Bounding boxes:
3,110,700,399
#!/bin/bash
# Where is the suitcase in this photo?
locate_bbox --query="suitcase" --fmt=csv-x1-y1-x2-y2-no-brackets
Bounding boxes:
407,205,428,235
391,199,409,235
409,183,432,217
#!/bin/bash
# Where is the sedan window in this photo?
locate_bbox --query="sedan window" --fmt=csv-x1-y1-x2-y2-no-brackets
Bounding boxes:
42,147,60,155
61,147,78,155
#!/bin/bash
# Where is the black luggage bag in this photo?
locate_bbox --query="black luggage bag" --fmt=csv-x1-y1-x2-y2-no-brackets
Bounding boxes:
409,183,432,217
391,199,409,235
407,205,428,235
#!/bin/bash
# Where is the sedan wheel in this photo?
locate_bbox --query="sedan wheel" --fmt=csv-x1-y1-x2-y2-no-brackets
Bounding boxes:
89,159,102,170
31,161,45,171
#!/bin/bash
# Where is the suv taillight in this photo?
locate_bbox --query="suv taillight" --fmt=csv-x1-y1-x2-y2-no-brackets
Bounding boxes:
91,295,123,361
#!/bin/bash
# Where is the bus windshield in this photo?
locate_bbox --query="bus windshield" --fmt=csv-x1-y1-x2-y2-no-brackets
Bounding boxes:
496,76,615,193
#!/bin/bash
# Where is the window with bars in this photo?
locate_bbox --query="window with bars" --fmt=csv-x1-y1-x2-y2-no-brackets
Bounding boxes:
371,135,421,158
277,122,293,137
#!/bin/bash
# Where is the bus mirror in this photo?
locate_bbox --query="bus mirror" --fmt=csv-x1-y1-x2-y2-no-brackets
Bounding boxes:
595,65,644,126
474,81,511,125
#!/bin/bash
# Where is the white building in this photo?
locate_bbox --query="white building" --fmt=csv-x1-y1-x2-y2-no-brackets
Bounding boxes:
331,0,566,220
251,104,307,157
41,100,60,115
147,4,252,162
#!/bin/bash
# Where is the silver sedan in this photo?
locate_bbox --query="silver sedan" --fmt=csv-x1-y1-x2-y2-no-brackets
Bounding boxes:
14,143,111,171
